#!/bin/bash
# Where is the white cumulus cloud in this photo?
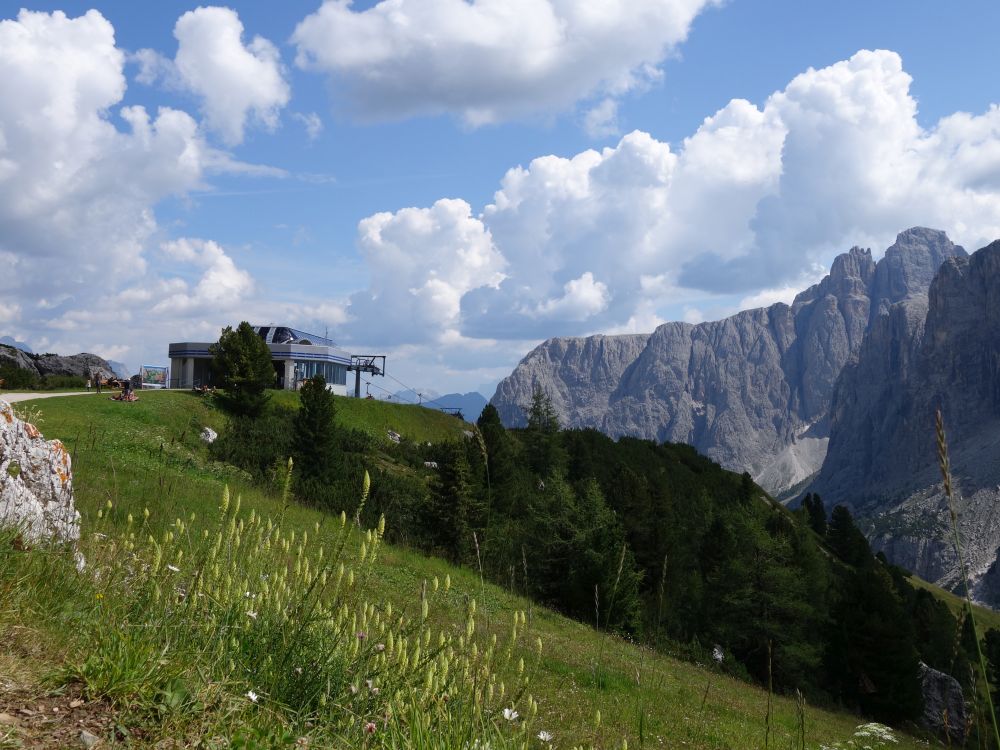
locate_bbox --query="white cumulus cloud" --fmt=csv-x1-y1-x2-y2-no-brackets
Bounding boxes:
346,199,506,345
344,49,1000,345
0,9,272,368
138,6,290,145
291,0,717,126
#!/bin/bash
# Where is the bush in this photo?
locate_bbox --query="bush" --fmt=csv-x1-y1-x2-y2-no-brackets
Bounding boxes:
40,374,87,390
0,364,39,390
210,407,295,483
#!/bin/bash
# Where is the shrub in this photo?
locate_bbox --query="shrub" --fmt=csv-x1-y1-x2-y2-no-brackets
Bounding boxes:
0,364,39,390
210,407,295,483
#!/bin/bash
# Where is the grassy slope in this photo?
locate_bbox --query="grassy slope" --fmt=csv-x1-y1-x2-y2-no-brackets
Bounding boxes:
3,391,935,748
269,389,472,446
908,574,1000,632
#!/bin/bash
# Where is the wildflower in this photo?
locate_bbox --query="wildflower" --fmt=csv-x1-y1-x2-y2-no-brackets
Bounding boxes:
349,684,359,695
246,690,259,703
712,645,724,664
357,631,366,640
247,610,258,620
374,643,385,652
166,564,180,573
537,730,553,742
295,667,303,675
502,707,519,722
364,721,377,734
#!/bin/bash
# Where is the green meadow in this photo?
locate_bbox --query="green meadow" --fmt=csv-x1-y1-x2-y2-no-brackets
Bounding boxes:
0,391,937,748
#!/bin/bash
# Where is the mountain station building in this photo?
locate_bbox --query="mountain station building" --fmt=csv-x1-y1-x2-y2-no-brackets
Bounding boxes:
168,325,351,395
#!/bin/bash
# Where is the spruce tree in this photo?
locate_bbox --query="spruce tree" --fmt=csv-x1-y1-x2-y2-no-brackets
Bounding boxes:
802,493,827,536
292,375,339,504
209,321,275,417
826,505,871,567
524,386,565,476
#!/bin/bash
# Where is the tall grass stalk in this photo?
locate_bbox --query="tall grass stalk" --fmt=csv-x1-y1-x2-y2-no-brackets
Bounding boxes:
936,408,1000,749
0,477,541,747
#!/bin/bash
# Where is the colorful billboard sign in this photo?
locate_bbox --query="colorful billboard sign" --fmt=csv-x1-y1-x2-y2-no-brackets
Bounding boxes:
140,365,168,389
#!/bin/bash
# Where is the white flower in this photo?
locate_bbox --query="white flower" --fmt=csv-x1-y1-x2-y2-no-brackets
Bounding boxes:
502,707,519,722
537,730,553,742
247,610,258,620
246,690,259,703
166,564,180,573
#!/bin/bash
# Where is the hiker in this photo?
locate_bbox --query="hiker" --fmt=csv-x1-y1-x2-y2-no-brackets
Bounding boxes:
95,375,102,394
86,377,92,392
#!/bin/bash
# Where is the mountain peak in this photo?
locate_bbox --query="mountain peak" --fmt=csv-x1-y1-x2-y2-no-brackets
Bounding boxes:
870,227,965,319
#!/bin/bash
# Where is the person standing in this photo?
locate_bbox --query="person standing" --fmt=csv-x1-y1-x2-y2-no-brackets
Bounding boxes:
95,374,102,394
86,376,92,392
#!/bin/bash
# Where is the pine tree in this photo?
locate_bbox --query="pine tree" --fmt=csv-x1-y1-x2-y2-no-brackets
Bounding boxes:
292,374,339,504
801,493,827,536
524,386,565,476
209,321,275,417
826,505,871,567
423,442,477,561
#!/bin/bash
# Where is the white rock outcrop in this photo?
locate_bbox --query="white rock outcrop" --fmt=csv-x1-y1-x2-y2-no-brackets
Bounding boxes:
0,400,81,548
200,427,218,444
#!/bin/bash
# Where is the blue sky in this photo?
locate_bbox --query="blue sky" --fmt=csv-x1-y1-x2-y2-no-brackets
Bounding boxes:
2,1,999,396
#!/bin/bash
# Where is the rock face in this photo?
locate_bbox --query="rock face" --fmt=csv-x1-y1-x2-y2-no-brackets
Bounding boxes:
919,662,966,744
0,400,81,548
493,334,650,429
812,240,1000,603
0,345,115,381
492,228,963,494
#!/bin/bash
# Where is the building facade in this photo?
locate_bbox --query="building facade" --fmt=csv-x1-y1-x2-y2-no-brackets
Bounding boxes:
168,326,351,395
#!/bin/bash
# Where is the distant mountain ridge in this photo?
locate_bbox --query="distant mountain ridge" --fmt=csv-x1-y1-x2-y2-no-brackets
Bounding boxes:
391,389,487,422
0,336,32,353
492,228,965,495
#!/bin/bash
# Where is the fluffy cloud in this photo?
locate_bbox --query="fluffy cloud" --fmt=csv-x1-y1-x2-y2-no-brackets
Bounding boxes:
292,0,715,126
346,199,506,345
0,9,269,365
0,10,204,303
345,50,1000,344
137,7,290,145
153,239,255,314
0,302,21,324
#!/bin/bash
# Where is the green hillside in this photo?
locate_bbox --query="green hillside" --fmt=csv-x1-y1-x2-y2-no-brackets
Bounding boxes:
0,391,946,747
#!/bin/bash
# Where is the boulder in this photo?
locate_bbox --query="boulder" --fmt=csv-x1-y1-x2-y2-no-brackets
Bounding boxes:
919,661,966,743
0,400,81,555
200,427,218,444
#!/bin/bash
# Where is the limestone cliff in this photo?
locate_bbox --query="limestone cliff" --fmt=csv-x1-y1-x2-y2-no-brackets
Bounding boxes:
0,344,115,381
813,240,1000,604
491,228,964,494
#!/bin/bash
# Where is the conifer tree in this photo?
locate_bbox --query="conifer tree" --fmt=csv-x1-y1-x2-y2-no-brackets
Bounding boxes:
802,493,827,536
292,375,339,504
423,442,478,561
210,321,274,417
524,385,565,476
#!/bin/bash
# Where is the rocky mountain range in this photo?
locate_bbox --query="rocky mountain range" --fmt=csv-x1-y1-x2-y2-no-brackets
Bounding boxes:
0,344,116,381
811,239,1000,604
493,227,964,497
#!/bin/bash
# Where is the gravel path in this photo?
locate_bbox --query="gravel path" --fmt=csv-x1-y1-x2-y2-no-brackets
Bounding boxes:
0,391,94,403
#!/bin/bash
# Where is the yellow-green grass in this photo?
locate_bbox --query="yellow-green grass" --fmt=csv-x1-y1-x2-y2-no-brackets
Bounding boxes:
269,389,472,446
5,391,933,748
907,574,1000,632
